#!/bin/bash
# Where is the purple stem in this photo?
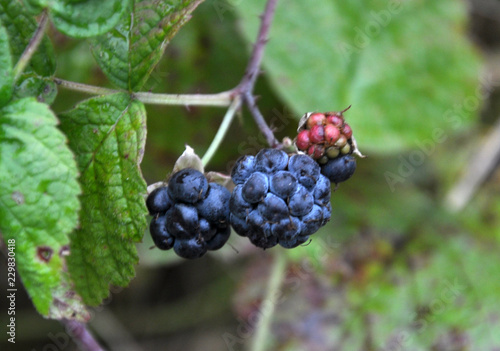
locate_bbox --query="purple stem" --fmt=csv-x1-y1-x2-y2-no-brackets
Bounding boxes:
234,0,280,148
62,319,105,351
244,91,279,148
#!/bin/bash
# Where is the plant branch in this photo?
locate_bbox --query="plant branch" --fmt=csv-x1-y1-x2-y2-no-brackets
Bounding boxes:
54,0,280,151
54,78,233,107
233,0,281,148
243,91,279,147
202,96,242,166
249,250,287,351
236,0,279,93
134,90,233,107
61,319,105,351
54,78,119,96
13,10,49,82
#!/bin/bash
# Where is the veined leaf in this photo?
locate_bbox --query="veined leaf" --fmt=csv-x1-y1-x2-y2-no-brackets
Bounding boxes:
0,98,86,320
46,0,131,38
91,0,204,91
235,0,483,153
59,93,148,306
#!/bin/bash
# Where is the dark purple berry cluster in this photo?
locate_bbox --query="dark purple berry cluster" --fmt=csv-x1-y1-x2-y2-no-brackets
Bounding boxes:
146,168,231,259
229,149,332,249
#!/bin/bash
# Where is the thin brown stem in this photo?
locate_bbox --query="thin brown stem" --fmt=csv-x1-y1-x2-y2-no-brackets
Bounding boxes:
244,91,279,148
233,0,281,148
236,0,279,93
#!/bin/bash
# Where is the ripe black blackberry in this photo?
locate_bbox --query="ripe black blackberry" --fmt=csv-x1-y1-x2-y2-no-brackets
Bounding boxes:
229,149,332,249
146,168,231,259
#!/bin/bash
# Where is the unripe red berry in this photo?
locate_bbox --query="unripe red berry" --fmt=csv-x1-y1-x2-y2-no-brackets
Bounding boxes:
324,124,340,145
342,123,353,139
307,144,324,159
326,115,343,127
296,130,311,150
309,125,325,144
306,113,326,129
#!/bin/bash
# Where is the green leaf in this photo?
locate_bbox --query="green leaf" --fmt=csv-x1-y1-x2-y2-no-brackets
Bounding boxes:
46,0,131,38
235,0,483,153
0,98,86,320
59,93,148,306
91,0,204,90
0,0,56,77
0,20,13,107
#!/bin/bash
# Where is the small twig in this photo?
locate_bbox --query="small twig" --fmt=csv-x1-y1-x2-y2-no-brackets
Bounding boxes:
233,0,281,148
134,90,232,107
54,78,119,96
13,10,49,81
249,250,287,351
61,319,105,351
236,0,279,93
243,91,279,148
201,96,242,166
54,78,233,107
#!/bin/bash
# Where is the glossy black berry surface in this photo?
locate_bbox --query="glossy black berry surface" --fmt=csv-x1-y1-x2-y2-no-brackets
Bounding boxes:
146,169,231,259
320,154,356,184
229,149,332,249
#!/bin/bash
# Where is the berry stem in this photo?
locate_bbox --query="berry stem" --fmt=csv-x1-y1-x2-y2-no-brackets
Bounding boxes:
235,0,281,148
61,319,105,351
54,78,119,96
53,0,280,147
243,91,279,148
249,250,287,351
54,78,234,107
13,10,49,82
134,90,233,107
201,96,242,166
236,0,279,93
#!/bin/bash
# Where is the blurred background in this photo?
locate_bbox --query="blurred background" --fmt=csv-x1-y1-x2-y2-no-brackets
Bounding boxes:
2,0,500,350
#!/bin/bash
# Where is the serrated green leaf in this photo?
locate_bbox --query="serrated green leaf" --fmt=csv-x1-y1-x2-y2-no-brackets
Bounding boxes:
0,20,12,107
91,0,203,90
46,0,131,38
59,93,148,306
0,0,56,77
235,0,483,153
0,98,87,320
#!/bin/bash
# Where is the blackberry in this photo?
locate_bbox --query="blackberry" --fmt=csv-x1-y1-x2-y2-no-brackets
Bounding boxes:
294,108,359,184
167,168,208,204
146,168,231,259
321,154,356,184
229,149,331,249
146,186,172,215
